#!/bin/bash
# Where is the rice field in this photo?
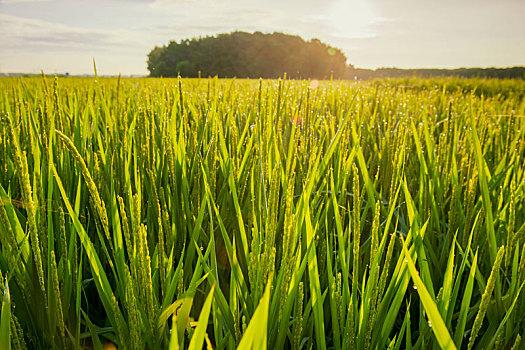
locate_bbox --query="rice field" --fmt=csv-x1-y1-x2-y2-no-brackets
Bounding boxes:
0,75,524,349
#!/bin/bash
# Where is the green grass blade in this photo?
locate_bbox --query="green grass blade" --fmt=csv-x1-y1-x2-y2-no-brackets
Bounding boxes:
401,238,456,350
0,277,10,350
238,275,271,350
188,284,215,350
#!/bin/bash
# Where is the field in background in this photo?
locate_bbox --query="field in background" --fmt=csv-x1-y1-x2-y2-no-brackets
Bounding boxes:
0,76,524,349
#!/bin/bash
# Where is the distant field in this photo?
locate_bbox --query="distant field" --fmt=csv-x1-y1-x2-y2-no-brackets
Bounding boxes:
0,76,524,349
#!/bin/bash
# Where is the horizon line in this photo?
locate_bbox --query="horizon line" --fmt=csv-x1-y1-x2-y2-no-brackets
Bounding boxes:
2,65,524,77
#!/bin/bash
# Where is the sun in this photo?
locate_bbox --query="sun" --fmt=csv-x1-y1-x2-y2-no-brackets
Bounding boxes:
327,0,377,39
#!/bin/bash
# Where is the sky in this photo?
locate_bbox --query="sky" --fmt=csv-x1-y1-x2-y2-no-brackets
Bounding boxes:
0,0,524,75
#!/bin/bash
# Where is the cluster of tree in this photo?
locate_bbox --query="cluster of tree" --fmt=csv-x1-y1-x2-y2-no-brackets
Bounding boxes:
345,66,525,80
147,31,347,79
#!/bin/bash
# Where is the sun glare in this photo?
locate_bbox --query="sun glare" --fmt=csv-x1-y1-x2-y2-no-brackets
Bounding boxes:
327,0,376,39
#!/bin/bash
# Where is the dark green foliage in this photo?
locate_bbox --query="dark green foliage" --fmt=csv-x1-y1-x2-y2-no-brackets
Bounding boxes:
147,31,347,79
346,66,525,80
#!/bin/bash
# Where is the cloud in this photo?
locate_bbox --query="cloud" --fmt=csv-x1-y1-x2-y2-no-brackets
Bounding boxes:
141,5,293,44
0,0,47,3
3,0,520,74
144,1,377,50
0,14,148,53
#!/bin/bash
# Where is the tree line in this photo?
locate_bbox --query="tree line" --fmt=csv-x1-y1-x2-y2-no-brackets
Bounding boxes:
147,31,347,79
147,31,524,80
345,66,525,80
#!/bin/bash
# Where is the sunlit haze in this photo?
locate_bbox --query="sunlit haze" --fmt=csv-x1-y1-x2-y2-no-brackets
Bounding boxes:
1,0,523,75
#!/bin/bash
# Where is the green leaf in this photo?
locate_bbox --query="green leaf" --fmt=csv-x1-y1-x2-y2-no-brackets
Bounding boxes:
0,277,10,350
401,238,457,350
238,276,271,350
188,284,215,350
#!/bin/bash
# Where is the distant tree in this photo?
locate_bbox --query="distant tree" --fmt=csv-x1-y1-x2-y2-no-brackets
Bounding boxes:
147,31,347,79
176,60,197,77
147,46,166,76
344,66,525,80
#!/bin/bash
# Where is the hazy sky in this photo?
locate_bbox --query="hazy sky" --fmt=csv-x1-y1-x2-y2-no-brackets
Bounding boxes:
1,0,524,75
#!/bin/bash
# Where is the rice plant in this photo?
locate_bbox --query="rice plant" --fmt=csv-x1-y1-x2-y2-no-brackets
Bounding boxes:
0,74,524,349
